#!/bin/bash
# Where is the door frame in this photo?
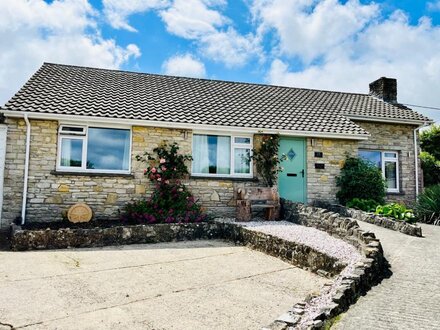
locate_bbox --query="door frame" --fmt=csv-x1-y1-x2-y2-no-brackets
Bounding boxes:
278,136,307,203
0,125,7,227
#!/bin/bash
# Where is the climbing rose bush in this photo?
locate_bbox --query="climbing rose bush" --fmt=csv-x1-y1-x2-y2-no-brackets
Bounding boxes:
121,142,206,224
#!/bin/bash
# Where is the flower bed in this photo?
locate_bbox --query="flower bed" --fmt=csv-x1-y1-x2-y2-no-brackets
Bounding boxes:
312,201,422,237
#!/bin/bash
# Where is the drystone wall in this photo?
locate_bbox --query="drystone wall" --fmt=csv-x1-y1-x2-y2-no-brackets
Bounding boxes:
263,200,388,329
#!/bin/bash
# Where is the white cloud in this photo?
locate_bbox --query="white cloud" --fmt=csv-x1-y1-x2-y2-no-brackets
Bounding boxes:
160,0,227,39
252,0,379,63
160,0,261,67
428,1,440,12
0,0,140,105
253,0,440,122
102,0,169,32
162,54,206,78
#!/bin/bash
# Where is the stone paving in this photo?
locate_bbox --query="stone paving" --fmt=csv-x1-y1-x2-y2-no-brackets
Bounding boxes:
0,240,327,330
334,222,440,330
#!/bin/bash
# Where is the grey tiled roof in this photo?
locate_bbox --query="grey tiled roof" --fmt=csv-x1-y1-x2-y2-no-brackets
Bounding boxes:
2,63,431,137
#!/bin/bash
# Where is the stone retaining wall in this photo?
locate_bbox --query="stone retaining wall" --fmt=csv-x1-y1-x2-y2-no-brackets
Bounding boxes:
312,201,422,237
265,201,389,329
10,220,344,278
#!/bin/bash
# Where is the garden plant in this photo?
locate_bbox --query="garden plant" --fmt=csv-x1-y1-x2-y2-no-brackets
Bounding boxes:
336,156,386,205
121,142,206,224
250,134,286,187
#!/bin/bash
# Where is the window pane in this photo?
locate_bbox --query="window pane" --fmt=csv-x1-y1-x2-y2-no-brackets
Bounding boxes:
385,161,397,189
193,135,230,174
87,128,130,170
359,150,381,168
234,137,251,144
384,152,397,158
234,148,251,174
61,138,83,167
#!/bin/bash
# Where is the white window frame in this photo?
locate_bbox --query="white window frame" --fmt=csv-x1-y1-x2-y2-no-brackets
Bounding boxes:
57,123,132,174
192,132,253,178
359,149,400,193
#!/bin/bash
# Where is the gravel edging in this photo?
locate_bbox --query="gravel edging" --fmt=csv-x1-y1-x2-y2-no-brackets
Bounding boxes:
261,200,389,330
312,201,422,237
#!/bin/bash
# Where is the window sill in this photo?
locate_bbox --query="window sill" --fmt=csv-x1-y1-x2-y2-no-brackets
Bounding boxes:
386,191,405,196
50,170,134,178
190,175,259,182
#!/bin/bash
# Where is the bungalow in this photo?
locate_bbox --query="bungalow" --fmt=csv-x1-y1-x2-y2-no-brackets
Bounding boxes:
0,63,433,226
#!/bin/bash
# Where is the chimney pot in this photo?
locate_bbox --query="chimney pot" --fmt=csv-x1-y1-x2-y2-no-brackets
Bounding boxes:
369,77,397,103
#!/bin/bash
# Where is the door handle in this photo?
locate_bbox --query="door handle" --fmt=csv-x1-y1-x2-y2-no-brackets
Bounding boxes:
300,169,305,178
287,173,297,177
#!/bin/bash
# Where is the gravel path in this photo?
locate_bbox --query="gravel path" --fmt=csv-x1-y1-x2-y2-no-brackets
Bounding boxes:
234,220,364,328
242,221,362,265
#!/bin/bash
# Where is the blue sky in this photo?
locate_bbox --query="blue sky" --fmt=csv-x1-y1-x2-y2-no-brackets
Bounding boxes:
1,0,440,123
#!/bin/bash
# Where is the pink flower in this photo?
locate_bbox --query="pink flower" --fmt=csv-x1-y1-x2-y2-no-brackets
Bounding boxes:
165,180,170,184
157,177,162,182
151,167,157,173
161,166,167,171
160,158,166,164
173,167,177,171
143,169,147,174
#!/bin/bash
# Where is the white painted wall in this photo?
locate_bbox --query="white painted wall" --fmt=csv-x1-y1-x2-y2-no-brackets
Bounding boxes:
0,125,7,228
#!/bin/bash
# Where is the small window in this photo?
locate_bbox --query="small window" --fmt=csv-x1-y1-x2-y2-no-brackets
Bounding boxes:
59,125,86,135
192,134,252,177
58,125,131,173
359,150,399,193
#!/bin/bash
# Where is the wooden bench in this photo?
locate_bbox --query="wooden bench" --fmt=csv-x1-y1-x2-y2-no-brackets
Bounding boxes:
236,187,280,222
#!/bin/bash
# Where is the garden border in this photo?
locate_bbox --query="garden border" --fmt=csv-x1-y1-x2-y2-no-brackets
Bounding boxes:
311,201,422,237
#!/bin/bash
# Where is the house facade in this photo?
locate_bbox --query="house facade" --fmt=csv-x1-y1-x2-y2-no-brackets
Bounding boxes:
0,63,432,226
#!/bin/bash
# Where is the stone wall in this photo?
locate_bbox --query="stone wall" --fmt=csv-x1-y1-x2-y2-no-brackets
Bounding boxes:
306,138,357,203
268,200,389,329
1,119,261,225
355,121,420,205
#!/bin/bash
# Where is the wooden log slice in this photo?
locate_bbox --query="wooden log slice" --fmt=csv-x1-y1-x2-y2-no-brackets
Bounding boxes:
67,203,93,223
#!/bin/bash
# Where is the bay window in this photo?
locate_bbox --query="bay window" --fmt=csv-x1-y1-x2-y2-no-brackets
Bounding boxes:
58,125,131,173
359,150,399,193
192,134,252,177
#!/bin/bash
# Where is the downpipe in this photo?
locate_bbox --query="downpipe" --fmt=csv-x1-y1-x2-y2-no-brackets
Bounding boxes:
21,114,31,225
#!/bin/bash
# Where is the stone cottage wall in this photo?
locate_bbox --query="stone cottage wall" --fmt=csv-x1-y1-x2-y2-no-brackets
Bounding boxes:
354,121,420,205
1,119,260,225
306,138,358,203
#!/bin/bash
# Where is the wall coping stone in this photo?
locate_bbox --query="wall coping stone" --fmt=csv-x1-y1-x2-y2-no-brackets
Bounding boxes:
311,201,422,237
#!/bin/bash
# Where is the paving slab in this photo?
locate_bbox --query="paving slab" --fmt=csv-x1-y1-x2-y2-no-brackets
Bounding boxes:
334,222,440,330
0,240,327,330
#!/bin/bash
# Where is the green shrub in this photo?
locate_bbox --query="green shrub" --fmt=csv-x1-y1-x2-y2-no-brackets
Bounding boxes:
346,198,379,212
375,203,415,222
415,185,440,224
420,124,440,161
420,151,440,186
336,156,386,205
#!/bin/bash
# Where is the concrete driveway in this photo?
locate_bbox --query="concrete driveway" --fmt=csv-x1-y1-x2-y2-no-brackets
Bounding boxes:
0,240,327,330
334,222,440,330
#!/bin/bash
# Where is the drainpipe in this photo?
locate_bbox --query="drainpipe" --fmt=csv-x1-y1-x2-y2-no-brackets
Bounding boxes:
413,123,429,198
21,114,31,225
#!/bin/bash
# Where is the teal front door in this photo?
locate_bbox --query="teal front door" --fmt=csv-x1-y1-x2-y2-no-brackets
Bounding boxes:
278,137,307,203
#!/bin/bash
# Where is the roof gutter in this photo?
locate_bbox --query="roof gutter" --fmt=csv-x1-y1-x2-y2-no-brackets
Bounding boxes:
21,114,31,225
1,110,371,141
346,114,431,126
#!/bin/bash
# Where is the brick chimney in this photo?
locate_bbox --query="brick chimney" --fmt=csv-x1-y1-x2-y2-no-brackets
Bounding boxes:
369,77,397,103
